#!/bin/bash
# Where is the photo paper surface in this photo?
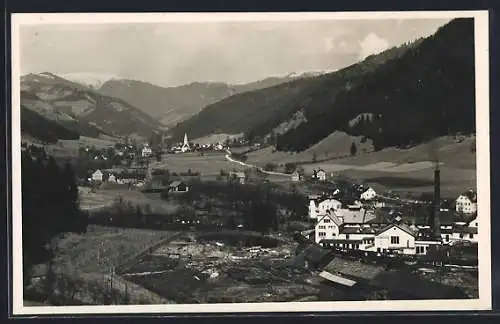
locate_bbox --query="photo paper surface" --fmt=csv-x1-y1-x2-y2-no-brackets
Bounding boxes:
10,11,491,315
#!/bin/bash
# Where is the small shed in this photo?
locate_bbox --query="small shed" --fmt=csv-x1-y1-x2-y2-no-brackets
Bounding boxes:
169,180,189,193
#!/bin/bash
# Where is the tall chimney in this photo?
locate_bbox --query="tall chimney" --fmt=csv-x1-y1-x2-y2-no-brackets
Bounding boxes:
433,164,441,239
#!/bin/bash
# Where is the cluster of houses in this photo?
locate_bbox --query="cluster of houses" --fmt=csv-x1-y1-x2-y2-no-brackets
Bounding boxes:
308,187,479,257
88,167,191,194
169,133,227,154
88,168,148,187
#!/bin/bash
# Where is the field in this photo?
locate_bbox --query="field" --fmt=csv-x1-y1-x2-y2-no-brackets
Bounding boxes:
79,185,181,213
26,225,179,305
41,135,121,160
244,135,477,196
52,225,177,273
151,152,248,177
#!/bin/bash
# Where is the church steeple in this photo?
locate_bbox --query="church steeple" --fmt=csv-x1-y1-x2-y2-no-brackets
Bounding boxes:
181,133,190,152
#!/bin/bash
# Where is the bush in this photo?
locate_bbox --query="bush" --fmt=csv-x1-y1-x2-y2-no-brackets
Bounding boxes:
284,162,297,174
264,163,277,172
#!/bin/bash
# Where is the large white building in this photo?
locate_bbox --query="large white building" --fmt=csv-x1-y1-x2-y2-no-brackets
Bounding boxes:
455,190,477,214
319,222,443,256
360,187,377,200
314,211,342,243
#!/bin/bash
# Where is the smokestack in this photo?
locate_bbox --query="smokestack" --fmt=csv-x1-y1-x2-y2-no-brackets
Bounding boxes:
433,164,441,239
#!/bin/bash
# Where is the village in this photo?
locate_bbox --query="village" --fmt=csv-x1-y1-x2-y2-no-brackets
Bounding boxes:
42,128,477,303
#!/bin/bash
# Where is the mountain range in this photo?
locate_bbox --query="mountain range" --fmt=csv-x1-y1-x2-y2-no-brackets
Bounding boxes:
169,18,475,154
20,18,474,155
20,70,328,144
98,72,327,128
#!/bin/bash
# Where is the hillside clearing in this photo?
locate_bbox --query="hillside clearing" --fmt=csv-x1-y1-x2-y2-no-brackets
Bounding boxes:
247,135,476,171
79,186,181,213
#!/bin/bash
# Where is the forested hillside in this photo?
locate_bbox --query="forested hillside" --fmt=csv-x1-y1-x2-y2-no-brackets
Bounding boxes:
21,106,80,143
21,72,163,138
277,18,475,152
99,75,317,128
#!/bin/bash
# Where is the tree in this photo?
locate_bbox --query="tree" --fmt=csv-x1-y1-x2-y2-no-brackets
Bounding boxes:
284,163,297,174
22,148,88,294
350,142,358,156
264,163,277,172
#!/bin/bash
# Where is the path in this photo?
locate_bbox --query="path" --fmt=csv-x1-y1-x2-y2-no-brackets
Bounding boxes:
224,150,290,177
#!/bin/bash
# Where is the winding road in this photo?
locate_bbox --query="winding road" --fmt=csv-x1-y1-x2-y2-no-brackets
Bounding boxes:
224,150,290,177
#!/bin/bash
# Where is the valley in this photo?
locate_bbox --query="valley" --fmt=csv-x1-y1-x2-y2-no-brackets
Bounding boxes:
19,16,481,308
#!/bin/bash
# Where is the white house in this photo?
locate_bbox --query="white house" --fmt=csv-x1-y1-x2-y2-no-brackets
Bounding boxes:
315,212,342,243
450,226,478,244
308,198,342,220
313,169,327,181
291,171,302,182
169,180,189,193
360,187,377,200
373,223,418,255
455,190,477,214
91,169,103,182
141,144,153,158
229,171,246,184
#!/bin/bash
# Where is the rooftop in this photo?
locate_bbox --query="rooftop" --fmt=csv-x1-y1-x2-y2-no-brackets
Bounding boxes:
335,208,376,224
169,180,185,187
459,190,477,203
323,257,386,281
339,226,377,235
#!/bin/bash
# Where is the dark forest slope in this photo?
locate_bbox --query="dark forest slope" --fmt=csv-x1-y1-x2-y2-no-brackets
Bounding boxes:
21,105,80,143
277,18,475,152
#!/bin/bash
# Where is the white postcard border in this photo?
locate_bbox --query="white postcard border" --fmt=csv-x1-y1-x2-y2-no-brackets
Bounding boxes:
10,10,491,315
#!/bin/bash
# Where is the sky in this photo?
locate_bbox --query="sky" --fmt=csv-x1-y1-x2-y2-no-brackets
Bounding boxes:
19,18,451,87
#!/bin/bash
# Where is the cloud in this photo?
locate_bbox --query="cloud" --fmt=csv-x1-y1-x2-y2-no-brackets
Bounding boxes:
358,33,389,59
324,37,335,52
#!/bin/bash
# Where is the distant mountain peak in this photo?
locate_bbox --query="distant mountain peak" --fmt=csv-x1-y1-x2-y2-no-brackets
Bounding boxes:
56,72,129,90
284,70,331,79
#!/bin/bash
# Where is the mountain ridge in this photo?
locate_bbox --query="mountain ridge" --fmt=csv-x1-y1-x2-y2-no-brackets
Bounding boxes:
20,72,164,139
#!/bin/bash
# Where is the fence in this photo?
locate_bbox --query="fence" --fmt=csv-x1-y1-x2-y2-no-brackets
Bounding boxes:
114,231,182,275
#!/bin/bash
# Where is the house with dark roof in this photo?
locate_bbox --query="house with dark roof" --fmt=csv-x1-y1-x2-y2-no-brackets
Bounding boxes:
450,225,478,244
372,223,419,255
315,211,342,244
290,243,334,270
169,180,189,193
323,257,386,282
228,170,246,184
312,168,327,181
